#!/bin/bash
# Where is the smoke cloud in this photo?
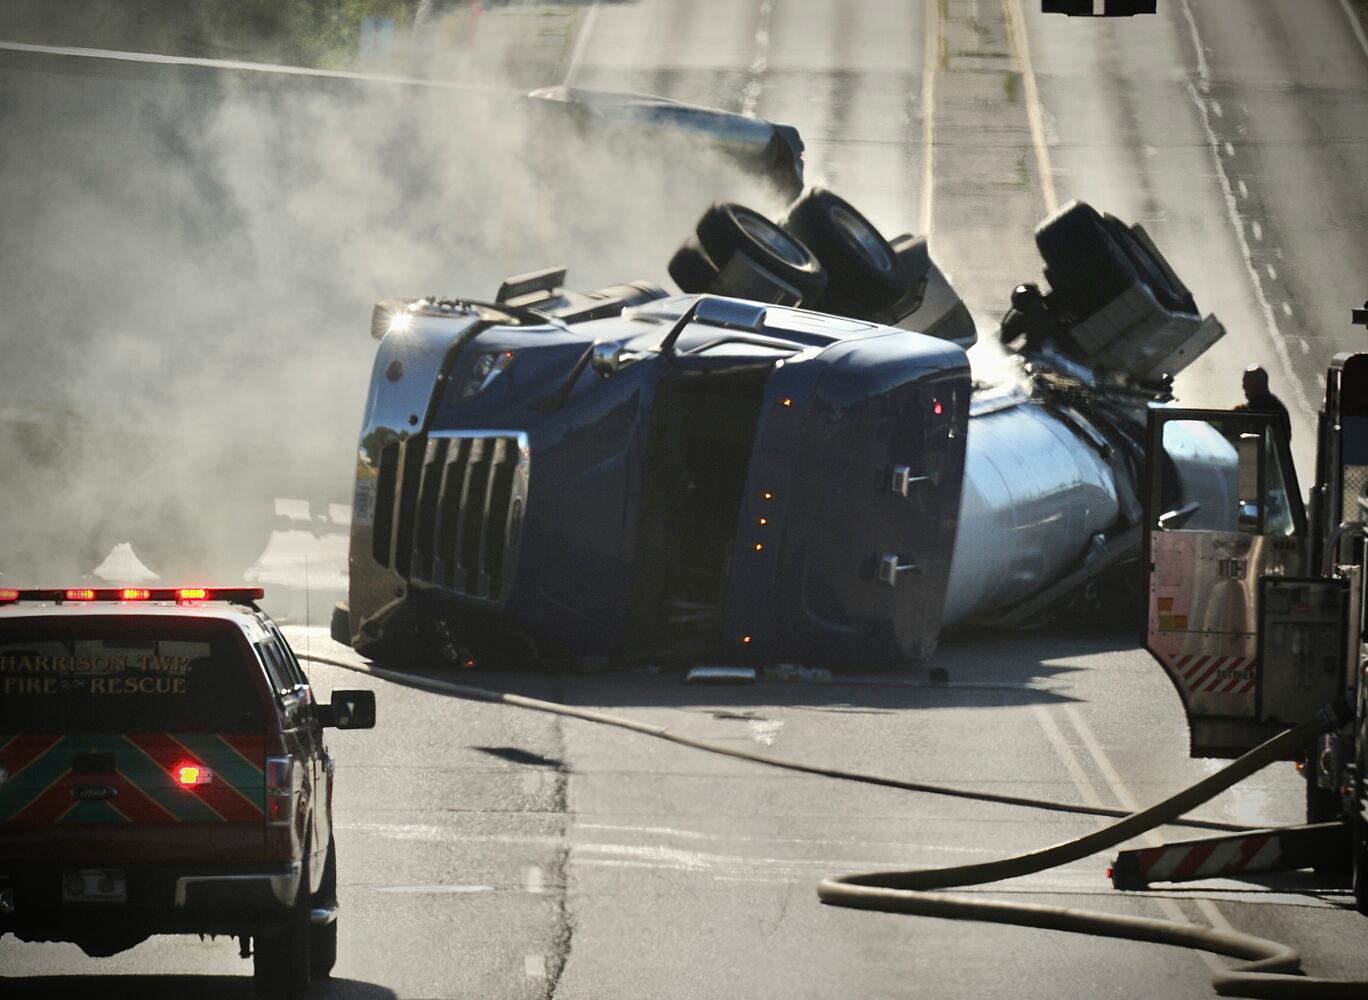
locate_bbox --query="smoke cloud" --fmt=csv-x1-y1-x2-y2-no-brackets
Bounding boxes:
0,6,782,591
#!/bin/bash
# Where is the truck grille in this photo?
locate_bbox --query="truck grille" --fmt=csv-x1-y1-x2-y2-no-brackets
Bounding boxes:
374,432,529,603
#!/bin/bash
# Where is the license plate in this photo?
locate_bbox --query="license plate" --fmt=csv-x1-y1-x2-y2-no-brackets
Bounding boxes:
62,868,127,903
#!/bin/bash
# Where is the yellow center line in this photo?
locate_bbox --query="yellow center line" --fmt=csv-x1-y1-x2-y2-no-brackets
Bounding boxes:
1001,0,1059,216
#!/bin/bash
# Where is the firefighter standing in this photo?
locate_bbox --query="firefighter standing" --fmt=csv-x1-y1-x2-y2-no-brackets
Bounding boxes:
1236,364,1291,438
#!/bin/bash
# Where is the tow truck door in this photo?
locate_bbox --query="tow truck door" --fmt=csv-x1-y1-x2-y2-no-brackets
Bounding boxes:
1143,408,1307,757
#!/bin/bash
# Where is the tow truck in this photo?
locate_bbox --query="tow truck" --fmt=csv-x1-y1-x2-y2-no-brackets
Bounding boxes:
1110,302,1368,913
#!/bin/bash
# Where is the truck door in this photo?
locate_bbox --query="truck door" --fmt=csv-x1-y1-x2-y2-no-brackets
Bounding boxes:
1143,408,1306,758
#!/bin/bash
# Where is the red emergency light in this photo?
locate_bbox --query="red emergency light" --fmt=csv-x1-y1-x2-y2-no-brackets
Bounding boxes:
0,589,19,603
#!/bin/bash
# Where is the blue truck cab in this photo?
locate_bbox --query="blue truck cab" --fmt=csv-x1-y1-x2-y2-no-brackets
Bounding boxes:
343,276,970,670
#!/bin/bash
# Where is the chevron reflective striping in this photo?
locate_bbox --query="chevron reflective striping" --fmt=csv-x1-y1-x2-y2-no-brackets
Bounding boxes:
1139,834,1280,883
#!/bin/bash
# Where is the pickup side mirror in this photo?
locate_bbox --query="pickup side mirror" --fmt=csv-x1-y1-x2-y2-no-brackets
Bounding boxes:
320,689,377,729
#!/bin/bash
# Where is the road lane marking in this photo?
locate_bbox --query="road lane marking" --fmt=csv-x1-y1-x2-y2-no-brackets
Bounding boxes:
1031,704,1107,808
1237,178,1249,198
374,884,494,894
561,0,600,87
526,865,544,894
1251,219,1263,241
1060,705,1236,975
748,718,784,745
1178,0,1313,418
920,0,940,234
525,954,547,978
740,0,776,117
1003,0,1059,214
1340,0,1368,61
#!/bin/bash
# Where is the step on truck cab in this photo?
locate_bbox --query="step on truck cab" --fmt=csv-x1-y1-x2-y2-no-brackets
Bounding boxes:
0,586,376,999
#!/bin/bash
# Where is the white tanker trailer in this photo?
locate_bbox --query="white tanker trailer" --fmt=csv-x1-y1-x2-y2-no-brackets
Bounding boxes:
335,190,1227,669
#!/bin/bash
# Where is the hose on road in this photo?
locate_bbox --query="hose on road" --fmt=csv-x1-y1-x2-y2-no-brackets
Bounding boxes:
300,651,1248,832
818,701,1365,999
301,652,1365,997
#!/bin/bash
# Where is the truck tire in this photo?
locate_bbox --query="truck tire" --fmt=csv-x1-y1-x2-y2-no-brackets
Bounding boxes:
1034,201,1134,319
1035,201,1195,319
310,838,339,978
694,202,828,303
330,602,352,647
668,237,721,293
253,856,311,1000
780,187,903,310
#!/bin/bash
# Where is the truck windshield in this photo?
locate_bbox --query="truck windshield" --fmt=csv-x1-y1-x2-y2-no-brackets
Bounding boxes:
0,619,265,733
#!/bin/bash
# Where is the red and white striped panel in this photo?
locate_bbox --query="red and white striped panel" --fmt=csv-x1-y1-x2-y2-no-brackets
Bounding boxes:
1135,833,1282,883
1169,654,1257,695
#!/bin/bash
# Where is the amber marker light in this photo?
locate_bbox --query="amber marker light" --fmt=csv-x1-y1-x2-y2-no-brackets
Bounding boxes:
781,398,793,407
120,588,150,601
176,588,209,602
762,491,774,501
758,517,768,526
64,589,97,601
754,543,764,552
741,636,752,645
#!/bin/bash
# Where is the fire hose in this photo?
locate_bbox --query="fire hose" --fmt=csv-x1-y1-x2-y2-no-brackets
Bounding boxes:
301,653,1365,998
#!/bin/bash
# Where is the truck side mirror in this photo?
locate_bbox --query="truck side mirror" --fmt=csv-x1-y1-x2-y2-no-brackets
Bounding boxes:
323,689,376,729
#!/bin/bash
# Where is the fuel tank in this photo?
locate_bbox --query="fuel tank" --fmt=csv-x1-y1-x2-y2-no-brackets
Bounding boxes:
942,384,1121,624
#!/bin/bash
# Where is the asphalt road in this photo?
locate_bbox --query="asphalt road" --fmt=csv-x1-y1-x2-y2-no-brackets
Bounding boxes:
4,1,1368,997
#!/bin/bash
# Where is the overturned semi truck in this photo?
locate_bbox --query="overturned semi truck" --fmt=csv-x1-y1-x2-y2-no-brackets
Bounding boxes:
334,189,1225,669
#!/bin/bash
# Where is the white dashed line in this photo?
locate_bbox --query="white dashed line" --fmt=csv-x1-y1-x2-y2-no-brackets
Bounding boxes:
1236,178,1249,198
1281,302,1293,318
740,0,776,117
525,866,544,894
1179,0,1313,418
1210,99,1223,118
525,954,547,978
1266,263,1277,280
1251,219,1263,241
374,884,495,894
1223,140,1234,157
1299,338,1310,354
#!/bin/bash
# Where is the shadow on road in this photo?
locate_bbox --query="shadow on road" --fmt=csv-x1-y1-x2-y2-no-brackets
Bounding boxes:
351,620,1141,713
0,975,396,999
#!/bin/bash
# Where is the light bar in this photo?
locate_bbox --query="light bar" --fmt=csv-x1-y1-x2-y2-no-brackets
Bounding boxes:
0,587,264,605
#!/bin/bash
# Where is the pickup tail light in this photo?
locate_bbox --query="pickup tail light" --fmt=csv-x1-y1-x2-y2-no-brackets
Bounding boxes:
265,756,298,827
173,762,214,787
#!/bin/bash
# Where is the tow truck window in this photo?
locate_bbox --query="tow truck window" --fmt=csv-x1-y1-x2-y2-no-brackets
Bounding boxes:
0,623,263,733
1156,417,1300,536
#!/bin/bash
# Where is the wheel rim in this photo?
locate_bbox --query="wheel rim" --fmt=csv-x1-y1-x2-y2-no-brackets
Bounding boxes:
831,205,893,272
738,211,810,268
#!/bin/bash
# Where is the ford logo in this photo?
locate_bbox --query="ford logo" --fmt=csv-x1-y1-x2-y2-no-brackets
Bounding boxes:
72,784,119,802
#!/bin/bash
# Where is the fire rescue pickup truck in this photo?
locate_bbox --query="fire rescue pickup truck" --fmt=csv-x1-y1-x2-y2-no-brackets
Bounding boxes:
0,586,376,999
